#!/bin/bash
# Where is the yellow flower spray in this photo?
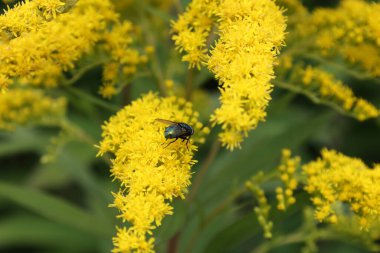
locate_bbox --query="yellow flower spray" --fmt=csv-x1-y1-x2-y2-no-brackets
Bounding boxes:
0,88,66,130
303,149,380,229
172,0,287,150
276,149,299,211
97,93,209,252
0,0,118,89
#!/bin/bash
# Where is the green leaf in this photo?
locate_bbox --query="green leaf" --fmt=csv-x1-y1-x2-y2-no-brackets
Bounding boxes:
140,1,172,23
0,215,97,252
0,181,113,238
0,128,49,156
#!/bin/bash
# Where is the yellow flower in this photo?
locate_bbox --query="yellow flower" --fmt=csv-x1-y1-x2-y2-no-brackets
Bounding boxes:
246,179,273,239
295,0,380,76
0,0,118,90
276,149,300,211
287,65,379,121
0,88,66,130
303,149,380,229
0,0,65,38
99,84,117,99
99,21,147,98
171,0,214,69
97,93,209,252
353,98,380,121
103,21,142,66
172,0,287,150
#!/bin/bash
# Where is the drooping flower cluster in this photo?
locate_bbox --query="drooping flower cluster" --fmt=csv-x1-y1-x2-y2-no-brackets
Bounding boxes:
303,149,380,229
0,88,66,130
97,93,209,252
283,65,379,121
276,149,299,211
172,0,287,150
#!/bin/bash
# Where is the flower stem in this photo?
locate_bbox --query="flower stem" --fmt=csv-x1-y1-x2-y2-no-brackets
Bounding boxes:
185,68,194,101
64,86,119,112
188,138,220,202
273,80,356,119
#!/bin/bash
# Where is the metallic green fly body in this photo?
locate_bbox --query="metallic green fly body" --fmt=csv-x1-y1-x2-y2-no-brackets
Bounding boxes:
155,119,194,149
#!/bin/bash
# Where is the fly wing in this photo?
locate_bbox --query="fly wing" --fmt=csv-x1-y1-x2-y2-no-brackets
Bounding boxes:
177,123,191,137
155,118,178,125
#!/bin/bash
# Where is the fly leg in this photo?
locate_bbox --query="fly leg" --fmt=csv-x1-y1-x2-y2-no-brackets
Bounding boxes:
163,138,178,148
186,136,190,151
178,136,190,150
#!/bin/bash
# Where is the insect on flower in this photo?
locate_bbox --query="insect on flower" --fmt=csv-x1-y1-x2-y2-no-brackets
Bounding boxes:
156,118,194,150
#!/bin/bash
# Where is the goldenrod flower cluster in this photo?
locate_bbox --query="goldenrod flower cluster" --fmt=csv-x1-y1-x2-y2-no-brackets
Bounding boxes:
0,0,147,94
171,0,213,69
0,0,118,89
246,177,273,239
97,93,209,252
100,21,148,99
0,0,65,38
276,149,299,211
303,149,380,229
0,88,66,130
294,0,380,76
172,0,286,150
300,66,379,121
278,64,380,121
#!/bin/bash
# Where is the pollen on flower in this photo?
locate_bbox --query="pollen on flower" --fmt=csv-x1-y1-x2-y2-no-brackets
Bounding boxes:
303,149,380,230
97,92,208,252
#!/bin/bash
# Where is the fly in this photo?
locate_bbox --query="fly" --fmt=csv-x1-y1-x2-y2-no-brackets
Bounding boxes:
155,118,194,150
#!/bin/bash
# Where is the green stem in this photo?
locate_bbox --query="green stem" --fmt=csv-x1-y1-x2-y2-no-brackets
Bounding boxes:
279,36,316,58
252,229,333,253
273,80,357,119
63,59,108,86
64,86,119,112
204,187,246,225
300,53,380,85
185,68,194,101
174,0,183,12
184,186,246,253
59,0,78,13
59,119,112,166
137,2,167,96
60,119,95,145
188,139,220,202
